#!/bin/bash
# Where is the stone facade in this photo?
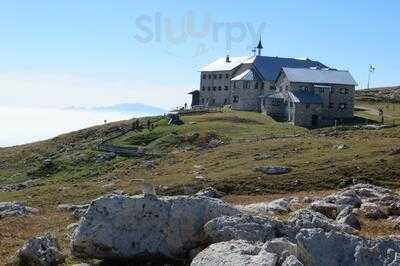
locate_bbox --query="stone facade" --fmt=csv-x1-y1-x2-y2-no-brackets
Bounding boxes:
271,71,356,127
199,71,232,106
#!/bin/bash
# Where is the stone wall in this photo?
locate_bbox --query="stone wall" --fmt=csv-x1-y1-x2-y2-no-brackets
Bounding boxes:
231,80,266,111
289,82,354,120
199,71,232,107
262,97,286,119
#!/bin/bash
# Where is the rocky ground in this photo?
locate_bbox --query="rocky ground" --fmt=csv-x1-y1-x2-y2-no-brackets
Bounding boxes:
4,183,400,265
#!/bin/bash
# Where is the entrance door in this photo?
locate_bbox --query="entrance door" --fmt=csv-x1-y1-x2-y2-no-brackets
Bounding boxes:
311,115,318,127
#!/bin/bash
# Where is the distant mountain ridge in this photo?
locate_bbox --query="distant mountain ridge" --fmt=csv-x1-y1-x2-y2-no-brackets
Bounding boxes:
65,103,167,115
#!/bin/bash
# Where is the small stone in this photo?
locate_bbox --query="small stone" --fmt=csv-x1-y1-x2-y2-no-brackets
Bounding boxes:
255,166,290,175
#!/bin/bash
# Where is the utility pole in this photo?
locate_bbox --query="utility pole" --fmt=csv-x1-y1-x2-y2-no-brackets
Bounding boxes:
367,65,375,89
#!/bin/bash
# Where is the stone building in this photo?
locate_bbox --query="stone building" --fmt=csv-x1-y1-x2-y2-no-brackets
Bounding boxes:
262,67,357,127
192,41,357,127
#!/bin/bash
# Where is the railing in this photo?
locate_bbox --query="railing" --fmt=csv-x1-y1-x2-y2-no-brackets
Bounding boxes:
174,105,223,115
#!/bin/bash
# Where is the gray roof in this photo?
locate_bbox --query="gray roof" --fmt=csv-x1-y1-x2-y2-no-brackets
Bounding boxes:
200,56,253,72
231,69,261,81
281,67,357,85
288,91,323,104
200,56,326,81
252,56,328,81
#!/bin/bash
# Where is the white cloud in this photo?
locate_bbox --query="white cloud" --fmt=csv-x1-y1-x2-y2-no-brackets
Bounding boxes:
0,71,191,109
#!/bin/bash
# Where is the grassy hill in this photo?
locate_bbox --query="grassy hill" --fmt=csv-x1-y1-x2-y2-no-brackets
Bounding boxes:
356,86,400,103
1,98,400,263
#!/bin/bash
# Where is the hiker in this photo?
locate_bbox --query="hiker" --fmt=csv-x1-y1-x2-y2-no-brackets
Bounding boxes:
135,119,140,129
147,119,151,130
378,108,384,124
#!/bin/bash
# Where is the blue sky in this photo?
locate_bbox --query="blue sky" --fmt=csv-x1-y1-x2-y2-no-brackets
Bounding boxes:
0,1,399,109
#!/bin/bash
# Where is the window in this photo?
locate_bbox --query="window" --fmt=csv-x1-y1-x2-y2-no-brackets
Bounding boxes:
226,74,229,79
233,82,237,88
255,82,258,89
208,74,211,79
201,86,205,91
319,88,324,93
330,88,334,94
289,101,293,107
233,96,239,103
339,103,347,110
207,87,211,91
202,74,206,79
213,74,217,79
201,98,205,104
340,88,349,94
329,102,334,108
224,86,229,91
305,87,309,92
219,74,222,79
224,98,228,104
218,86,222,91
345,88,349,94
272,99,281,106
306,103,310,109
244,81,250,89
212,87,216,91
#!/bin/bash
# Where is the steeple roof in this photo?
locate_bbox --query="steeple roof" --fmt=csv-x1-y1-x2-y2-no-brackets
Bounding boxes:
257,40,263,49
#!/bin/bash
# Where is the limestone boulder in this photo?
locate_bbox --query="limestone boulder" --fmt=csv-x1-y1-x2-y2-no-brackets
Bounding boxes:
255,166,290,175
17,233,65,266
360,202,388,220
204,215,279,243
296,228,400,266
191,240,278,266
0,202,38,219
282,255,304,266
70,194,241,261
310,200,338,219
288,209,354,234
238,198,290,215
336,207,361,230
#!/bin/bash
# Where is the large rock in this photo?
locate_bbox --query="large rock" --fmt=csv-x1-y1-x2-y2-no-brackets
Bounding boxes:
263,238,299,264
17,233,65,266
336,207,361,230
282,255,304,266
360,202,388,220
204,215,279,243
310,200,338,219
238,198,291,215
70,194,241,261
0,202,38,219
288,209,354,234
191,240,278,266
296,228,400,266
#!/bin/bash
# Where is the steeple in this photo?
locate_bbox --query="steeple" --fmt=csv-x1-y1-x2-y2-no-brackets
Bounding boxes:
256,38,263,56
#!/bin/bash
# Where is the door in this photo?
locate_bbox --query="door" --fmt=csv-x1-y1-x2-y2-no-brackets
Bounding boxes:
311,115,318,127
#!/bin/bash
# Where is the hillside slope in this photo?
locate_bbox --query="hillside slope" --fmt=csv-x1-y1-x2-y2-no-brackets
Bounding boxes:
1,103,400,263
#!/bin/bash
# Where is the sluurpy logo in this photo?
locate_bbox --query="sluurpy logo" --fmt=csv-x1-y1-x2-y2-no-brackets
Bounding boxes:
134,11,267,58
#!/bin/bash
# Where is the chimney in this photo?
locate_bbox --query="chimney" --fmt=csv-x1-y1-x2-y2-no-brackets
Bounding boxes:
226,54,230,63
